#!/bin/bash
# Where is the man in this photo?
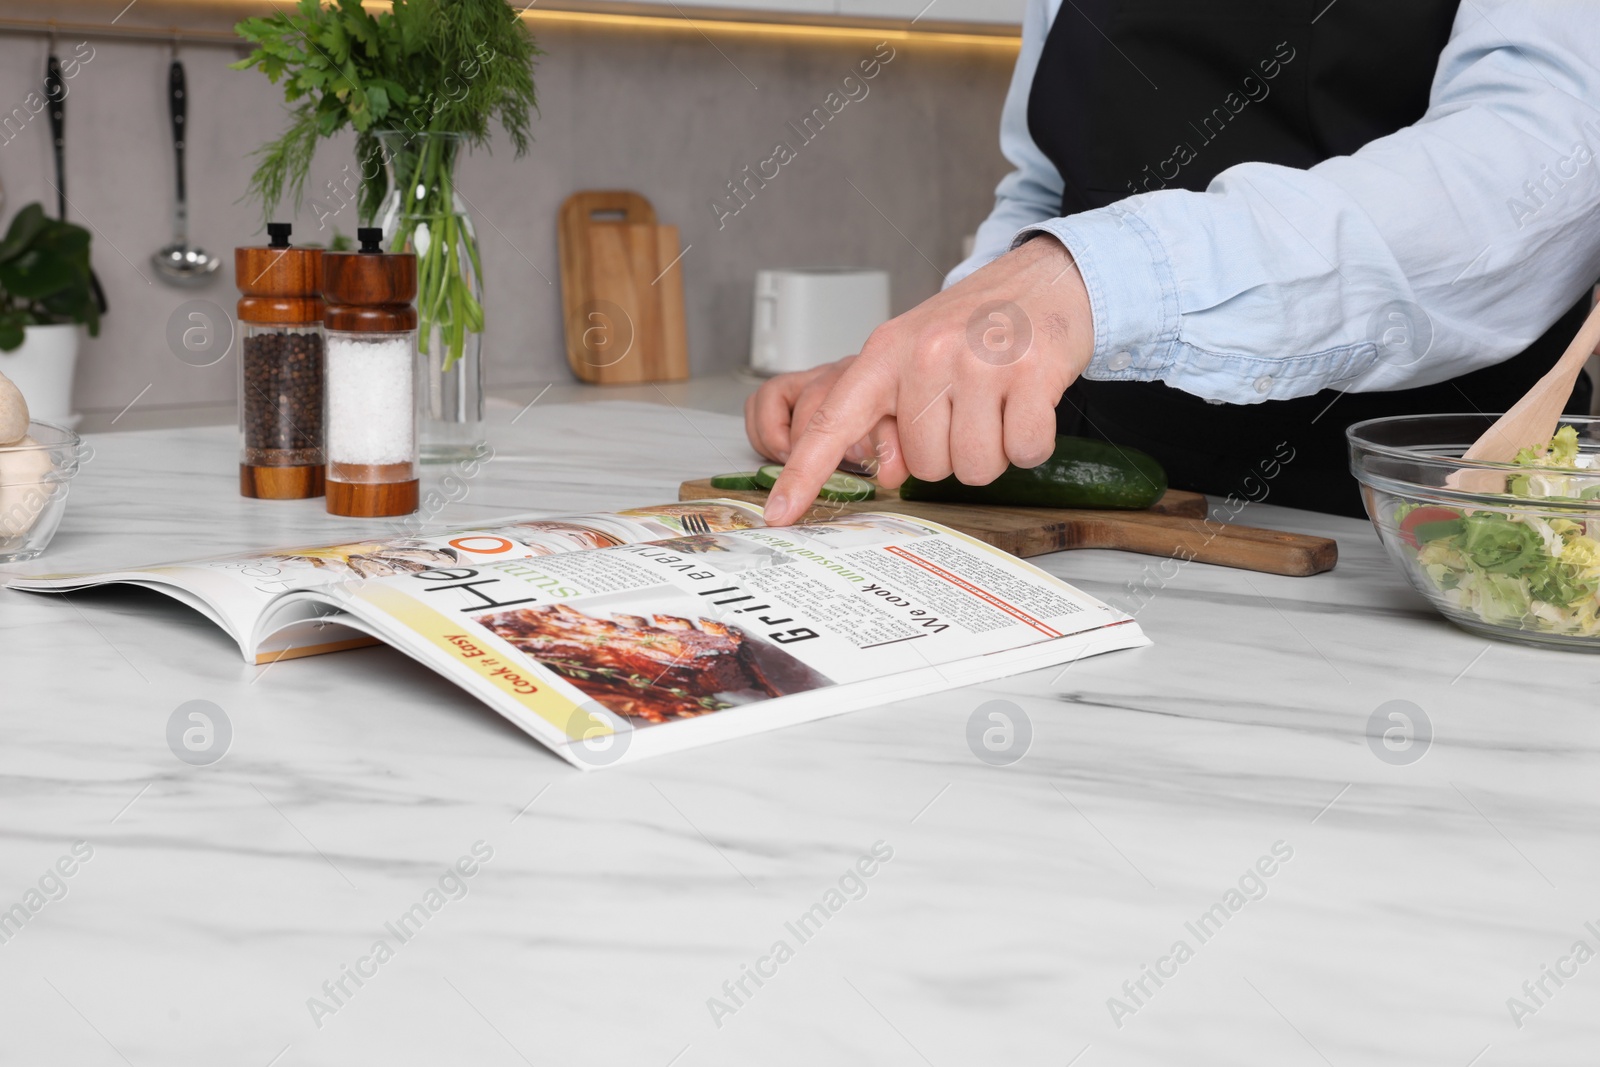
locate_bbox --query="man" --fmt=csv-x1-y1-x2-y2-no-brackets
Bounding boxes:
748,1,1600,524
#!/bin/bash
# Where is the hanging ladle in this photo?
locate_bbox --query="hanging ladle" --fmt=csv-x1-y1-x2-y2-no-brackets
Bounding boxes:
151,44,219,286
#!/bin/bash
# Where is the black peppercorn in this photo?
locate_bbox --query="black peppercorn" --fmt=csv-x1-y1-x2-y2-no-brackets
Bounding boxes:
241,328,324,465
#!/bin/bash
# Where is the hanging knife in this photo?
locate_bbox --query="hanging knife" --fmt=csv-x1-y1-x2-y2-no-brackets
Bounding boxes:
45,50,107,314
46,54,65,220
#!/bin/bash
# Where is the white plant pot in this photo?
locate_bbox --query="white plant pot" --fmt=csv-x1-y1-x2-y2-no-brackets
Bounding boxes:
0,324,80,426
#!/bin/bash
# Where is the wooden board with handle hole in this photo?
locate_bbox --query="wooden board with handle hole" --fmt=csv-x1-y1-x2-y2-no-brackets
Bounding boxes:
677,480,1337,577
558,190,690,385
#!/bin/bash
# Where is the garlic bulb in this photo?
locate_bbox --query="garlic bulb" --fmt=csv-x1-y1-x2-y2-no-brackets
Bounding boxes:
0,371,27,446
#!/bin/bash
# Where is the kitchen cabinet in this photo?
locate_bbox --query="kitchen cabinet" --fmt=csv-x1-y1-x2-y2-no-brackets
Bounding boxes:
837,0,1026,22
634,0,838,13
593,0,1025,26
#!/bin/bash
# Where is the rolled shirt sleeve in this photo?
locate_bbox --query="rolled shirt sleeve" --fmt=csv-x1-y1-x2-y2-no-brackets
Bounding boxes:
993,0,1600,404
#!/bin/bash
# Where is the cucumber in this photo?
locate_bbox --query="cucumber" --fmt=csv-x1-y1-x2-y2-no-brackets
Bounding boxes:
748,465,876,502
710,471,763,491
898,435,1166,510
819,472,875,502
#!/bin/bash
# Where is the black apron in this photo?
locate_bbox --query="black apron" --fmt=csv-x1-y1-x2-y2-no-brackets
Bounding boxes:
1033,0,1592,517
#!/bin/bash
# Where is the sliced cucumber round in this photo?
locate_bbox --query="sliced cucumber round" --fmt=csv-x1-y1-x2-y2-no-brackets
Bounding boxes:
751,464,876,503
819,472,875,502
710,471,762,491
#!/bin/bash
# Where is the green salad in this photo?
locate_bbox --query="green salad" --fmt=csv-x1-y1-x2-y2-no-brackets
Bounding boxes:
1400,426,1600,635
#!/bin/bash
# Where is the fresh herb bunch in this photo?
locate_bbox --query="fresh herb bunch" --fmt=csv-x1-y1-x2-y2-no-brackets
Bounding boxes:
233,0,540,369
233,0,540,216
0,204,101,352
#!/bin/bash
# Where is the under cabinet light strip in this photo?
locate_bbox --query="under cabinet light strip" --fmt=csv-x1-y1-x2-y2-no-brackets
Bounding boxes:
511,6,1022,49
0,5,1020,51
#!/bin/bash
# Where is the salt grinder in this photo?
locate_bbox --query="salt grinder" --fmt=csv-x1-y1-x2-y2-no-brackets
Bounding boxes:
322,227,420,517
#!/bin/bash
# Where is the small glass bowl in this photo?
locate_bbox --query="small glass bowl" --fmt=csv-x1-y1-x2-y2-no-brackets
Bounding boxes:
0,421,85,563
1349,413,1600,652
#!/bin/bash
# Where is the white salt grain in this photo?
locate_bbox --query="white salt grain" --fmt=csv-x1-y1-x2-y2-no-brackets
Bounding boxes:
326,335,414,466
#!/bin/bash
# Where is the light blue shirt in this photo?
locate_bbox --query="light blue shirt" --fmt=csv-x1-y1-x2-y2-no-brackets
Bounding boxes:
945,0,1600,405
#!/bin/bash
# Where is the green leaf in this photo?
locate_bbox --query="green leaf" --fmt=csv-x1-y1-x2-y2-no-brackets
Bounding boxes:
316,107,344,137
0,203,49,262
0,312,26,352
35,224,91,261
354,132,387,224
373,78,409,105
0,203,98,332
0,253,76,300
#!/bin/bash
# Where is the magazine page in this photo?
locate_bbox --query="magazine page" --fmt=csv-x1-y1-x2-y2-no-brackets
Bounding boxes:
4,501,766,662
296,513,1149,768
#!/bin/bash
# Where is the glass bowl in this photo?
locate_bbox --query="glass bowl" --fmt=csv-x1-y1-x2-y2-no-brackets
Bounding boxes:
0,421,85,563
1349,413,1600,652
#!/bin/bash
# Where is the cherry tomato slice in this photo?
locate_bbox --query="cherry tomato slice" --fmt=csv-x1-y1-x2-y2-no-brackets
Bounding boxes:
1399,506,1464,548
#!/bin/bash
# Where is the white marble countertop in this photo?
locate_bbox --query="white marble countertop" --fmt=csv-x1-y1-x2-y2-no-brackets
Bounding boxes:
3,396,1598,1067
73,373,758,433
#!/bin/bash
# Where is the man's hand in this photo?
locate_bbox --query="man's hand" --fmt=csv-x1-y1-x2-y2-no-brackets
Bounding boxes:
757,235,1095,525
745,357,857,464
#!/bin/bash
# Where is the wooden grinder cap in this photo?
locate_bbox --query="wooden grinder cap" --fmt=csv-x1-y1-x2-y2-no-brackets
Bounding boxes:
322,229,418,333
236,222,324,325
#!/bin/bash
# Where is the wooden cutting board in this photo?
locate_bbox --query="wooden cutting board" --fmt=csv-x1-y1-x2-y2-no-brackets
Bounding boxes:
678,480,1337,577
558,191,690,385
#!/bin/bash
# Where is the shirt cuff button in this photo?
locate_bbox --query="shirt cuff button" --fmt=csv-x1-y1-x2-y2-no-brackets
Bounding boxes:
1253,374,1274,395
1108,351,1133,371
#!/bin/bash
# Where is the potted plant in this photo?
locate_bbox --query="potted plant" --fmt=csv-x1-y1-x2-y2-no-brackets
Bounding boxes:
233,0,541,462
0,203,101,425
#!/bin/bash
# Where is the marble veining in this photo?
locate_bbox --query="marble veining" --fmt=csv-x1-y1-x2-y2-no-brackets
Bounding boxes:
1,397,1598,1066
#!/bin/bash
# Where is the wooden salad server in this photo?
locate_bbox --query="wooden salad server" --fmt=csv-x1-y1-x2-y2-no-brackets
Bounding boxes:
1450,299,1600,491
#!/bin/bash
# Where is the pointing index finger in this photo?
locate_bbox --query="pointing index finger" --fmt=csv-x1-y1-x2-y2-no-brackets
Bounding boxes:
766,360,893,526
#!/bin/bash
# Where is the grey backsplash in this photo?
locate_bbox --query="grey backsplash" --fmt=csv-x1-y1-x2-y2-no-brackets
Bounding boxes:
0,22,1015,416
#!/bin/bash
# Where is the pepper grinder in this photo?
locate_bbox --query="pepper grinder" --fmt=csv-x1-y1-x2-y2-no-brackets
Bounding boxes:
236,222,325,499
322,228,420,517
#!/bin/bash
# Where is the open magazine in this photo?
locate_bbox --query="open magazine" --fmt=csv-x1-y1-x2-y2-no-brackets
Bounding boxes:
8,500,1149,768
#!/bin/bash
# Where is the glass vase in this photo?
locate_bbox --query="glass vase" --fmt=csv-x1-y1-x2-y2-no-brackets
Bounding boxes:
374,131,486,464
